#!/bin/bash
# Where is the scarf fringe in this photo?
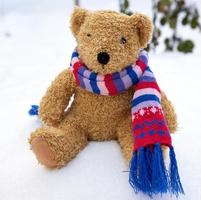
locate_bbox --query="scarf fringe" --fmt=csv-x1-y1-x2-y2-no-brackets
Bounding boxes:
129,143,184,197
169,146,185,196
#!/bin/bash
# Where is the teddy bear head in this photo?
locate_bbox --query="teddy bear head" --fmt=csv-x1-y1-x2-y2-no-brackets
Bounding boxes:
70,7,153,75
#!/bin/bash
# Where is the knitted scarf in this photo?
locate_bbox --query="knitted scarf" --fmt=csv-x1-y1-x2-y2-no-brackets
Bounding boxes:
70,49,184,197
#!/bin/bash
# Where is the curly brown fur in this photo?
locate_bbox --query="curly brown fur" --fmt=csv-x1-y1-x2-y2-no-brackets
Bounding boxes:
39,69,76,126
161,91,177,133
29,8,177,168
71,8,153,74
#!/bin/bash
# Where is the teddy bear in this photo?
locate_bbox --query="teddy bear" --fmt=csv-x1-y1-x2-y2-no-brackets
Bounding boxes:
29,7,183,196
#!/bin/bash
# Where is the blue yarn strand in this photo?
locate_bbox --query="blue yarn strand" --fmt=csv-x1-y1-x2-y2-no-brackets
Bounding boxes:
151,143,169,194
28,105,39,116
144,147,153,181
129,148,152,197
138,147,152,196
169,146,184,196
129,151,140,193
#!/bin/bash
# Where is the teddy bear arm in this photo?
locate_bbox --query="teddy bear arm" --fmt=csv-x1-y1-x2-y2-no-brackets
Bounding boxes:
161,91,178,133
39,69,76,126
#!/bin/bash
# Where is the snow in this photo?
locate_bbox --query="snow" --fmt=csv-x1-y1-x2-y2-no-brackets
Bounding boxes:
0,0,201,200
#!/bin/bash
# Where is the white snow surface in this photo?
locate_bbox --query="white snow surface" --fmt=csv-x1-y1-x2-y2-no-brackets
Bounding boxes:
0,0,201,200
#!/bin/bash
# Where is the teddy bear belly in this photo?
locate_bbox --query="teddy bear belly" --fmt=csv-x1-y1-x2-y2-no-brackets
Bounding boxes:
69,88,133,140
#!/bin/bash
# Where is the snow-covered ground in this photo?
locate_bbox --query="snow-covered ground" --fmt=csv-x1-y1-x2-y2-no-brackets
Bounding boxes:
0,0,201,200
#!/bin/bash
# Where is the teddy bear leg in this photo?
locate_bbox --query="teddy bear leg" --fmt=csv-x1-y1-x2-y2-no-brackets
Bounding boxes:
29,125,88,168
116,118,133,165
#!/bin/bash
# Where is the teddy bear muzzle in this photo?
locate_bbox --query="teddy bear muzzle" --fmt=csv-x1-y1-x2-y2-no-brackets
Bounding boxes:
97,52,110,65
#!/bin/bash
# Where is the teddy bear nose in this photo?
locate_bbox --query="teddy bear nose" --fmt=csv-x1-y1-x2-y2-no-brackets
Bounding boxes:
97,52,110,65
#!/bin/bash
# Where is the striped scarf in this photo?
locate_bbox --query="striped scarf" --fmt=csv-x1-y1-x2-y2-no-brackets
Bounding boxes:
70,49,184,197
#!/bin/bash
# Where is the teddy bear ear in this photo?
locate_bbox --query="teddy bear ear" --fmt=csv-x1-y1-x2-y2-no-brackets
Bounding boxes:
70,7,89,36
130,13,153,48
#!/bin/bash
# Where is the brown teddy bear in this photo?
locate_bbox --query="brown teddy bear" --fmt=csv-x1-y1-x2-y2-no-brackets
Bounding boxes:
29,7,183,196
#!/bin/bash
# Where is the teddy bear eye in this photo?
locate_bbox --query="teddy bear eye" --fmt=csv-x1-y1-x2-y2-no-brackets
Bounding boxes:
87,33,91,37
120,37,127,44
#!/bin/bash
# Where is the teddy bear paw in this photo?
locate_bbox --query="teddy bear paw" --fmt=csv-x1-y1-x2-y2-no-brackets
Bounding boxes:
31,136,58,168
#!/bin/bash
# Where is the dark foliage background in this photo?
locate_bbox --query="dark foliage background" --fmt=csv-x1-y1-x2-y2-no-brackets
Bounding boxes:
119,0,201,53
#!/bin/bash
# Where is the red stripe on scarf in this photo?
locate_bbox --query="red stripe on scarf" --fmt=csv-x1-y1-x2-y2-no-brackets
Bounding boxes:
135,82,161,93
73,61,82,71
73,70,80,85
73,61,83,85
136,60,147,72
104,74,118,95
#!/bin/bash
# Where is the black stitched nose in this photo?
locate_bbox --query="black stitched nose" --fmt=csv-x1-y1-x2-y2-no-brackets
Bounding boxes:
97,52,110,65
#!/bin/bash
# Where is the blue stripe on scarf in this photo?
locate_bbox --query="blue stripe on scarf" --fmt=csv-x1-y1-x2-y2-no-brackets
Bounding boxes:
71,51,79,59
89,72,100,94
146,66,152,72
141,76,156,82
78,67,86,88
112,72,125,92
132,94,160,107
70,51,79,67
126,66,139,84
139,55,148,65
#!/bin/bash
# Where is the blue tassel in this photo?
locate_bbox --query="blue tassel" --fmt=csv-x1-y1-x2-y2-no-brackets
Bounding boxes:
144,147,153,181
151,143,168,194
129,147,152,197
169,146,184,196
28,105,39,116
129,151,140,192
137,147,152,195
129,144,184,197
